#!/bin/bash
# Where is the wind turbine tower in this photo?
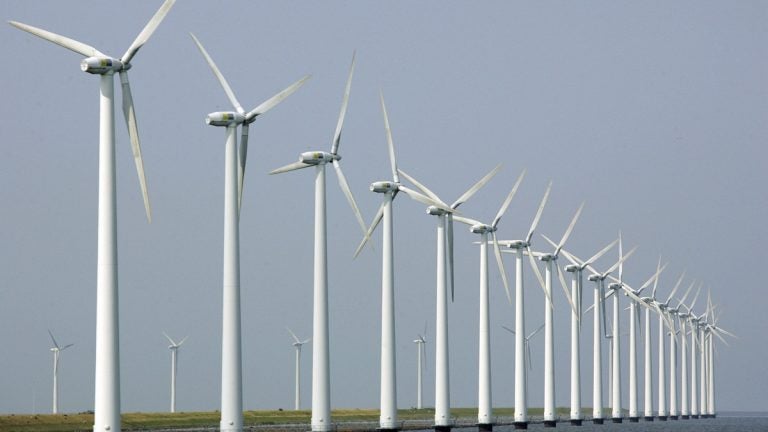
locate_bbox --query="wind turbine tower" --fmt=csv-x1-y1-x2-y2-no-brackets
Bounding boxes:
287,328,310,410
48,331,74,414
163,332,188,413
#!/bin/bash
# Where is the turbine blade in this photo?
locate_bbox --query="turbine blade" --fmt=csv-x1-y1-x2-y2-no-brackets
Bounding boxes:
639,262,668,291
246,75,311,122
678,280,696,306
177,336,189,346
380,92,399,183
269,160,313,175
555,202,585,256
238,123,249,213
121,0,176,64
529,323,546,339
666,270,687,304
61,343,74,351
450,164,502,210
397,169,446,207
354,201,385,258
501,325,515,335
493,233,512,304
190,33,244,114
618,231,624,282
492,169,526,229
688,284,702,312
651,255,663,298
527,343,532,371
452,215,483,227
48,330,60,349
8,21,105,57
162,331,175,345
120,71,151,222
526,246,551,306
330,53,355,155
557,263,578,319
447,213,455,302
604,245,637,276
584,239,619,267
332,160,369,244
398,185,452,212
286,327,301,344
600,281,609,338
526,180,553,245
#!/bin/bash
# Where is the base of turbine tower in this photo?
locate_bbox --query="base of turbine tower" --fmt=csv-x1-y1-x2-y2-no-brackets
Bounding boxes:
690,415,699,419
477,423,493,431
658,416,668,421
611,418,622,424
643,416,654,421
513,421,528,429
592,418,604,425
378,428,400,432
543,420,557,427
569,419,582,426
433,425,452,432
681,415,690,420
629,417,639,423
670,415,679,420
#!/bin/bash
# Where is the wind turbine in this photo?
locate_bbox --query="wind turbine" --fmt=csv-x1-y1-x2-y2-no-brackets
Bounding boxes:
676,283,700,419
270,54,367,432
702,293,736,418
353,93,450,431
606,256,668,422
48,331,74,414
287,328,311,411
680,287,702,418
528,201,585,427
502,324,544,408
163,332,188,413
556,239,619,426
452,169,525,430
651,270,685,420
584,247,637,424
10,2,176,429
191,34,309,432
397,165,501,431
413,325,428,410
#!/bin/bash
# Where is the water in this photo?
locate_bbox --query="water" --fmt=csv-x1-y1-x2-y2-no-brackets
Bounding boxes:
438,416,768,432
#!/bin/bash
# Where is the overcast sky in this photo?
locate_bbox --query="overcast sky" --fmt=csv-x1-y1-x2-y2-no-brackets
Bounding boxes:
1,0,766,415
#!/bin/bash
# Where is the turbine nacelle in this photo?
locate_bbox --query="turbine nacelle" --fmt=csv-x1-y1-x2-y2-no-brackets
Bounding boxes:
608,282,622,291
426,205,449,216
300,151,337,165
501,239,526,249
538,253,555,262
80,56,127,74
588,273,601,282
206,111,245,127
470,223,494,234
370,181,398,193
565,264,579,273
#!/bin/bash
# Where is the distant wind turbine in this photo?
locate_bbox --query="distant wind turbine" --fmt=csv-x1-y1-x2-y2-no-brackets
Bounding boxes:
10,2,177,429
163,332,188,413
413,325,428,410
287,328,310,411
48,331,74,414
502,324,544,406
191,33,308,432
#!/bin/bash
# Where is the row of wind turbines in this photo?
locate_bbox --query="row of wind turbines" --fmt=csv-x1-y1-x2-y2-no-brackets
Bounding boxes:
9,1,734,432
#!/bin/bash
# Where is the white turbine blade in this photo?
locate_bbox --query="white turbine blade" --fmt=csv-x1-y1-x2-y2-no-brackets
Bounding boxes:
380,92,399,183
526,343,533,371
450,164,502,210
541,234,559,251
528,323,546,340
501,325,515,335
238,124,249,213
177,336,189,346
618,231,624,282
269,160,313,175
600,281,609,338
584,239,619,268
121,0,176,64
557,264,578,319
61,343,74,351
666,270,687,304
493,232,512,304
678,280,696,307
246,75,311,122
651,255,663,298
398,185,452,212
639,262,668,292
48,330,60,349
397,169,446,207
526,246,551,306
604,246,637,276
623,287,651,311
162,331,175,346
286,327,301,344
556,246,582,268
189,33,244,114
119,71,151,222
688,284,702,312
330,53,355,155
332,160,369,243
555,202,585,256
8,21,105,57
301,338,312,344
492,169,526,229
714,325,737,339
452,215,483,227
526,180,553,245
354,201,385,258
446,214,455,302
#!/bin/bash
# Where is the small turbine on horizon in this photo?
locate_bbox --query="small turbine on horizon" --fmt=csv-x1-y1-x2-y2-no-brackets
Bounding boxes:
48,330,74,415
163,332,188,414
287,328,310,411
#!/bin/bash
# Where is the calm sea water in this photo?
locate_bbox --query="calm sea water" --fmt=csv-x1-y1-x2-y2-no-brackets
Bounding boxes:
439,416,768,432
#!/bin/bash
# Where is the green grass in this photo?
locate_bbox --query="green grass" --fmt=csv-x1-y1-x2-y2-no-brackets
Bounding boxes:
0,407,610,432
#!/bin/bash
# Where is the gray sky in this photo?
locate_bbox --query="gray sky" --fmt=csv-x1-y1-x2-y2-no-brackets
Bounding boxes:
1,0,766,415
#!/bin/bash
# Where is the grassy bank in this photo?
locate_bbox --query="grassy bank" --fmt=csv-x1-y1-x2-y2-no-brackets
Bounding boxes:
0,407,591,432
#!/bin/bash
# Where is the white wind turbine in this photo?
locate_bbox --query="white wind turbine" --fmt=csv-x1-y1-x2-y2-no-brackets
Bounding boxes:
163,332,188,414
502,324,545,406
701,293,736,418
679,287,702,418
667,280,696,420
397,165,501,430
270,54,368,432
287,328,311,411
495,181,554,429
606,257,668,422
675,283,701,419
452,169,526,429
353,93,451,431
584,247,637,424
10,3,176,429
651,270,685,420
528,201,585,427
191,34,309,432
556,239,619,426
48,331,74,415
413,325,428,410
